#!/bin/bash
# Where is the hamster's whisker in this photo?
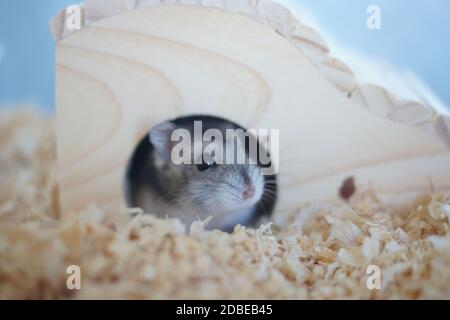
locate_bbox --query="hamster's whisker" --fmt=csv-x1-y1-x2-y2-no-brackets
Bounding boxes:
261,193,276,202
263,193,277,200
263,186,277,193
264,183,277,188
263,196,276,204
158,195,184,215
263,191,277,199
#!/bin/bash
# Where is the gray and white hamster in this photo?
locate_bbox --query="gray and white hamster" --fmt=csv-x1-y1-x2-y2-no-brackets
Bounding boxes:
125,115,277,232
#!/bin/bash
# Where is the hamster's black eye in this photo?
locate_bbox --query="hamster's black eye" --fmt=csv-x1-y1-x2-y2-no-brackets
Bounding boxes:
197,161,216,171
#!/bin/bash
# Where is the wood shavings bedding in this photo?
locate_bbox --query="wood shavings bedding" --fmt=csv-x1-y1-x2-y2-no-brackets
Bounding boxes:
0,109,449,299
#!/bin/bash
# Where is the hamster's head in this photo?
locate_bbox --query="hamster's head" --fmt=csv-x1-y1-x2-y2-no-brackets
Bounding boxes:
149,121,265,214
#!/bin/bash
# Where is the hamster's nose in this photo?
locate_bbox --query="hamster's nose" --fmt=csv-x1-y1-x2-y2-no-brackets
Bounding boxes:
242,185,255,200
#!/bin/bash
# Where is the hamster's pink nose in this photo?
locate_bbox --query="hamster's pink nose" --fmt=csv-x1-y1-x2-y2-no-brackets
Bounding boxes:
242,185,255,200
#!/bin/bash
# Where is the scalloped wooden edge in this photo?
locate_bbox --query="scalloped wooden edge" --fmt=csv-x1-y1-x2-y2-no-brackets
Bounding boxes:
49,0,450,147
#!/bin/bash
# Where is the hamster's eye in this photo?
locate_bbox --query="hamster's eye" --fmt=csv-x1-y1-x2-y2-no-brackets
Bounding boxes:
197,160,216,171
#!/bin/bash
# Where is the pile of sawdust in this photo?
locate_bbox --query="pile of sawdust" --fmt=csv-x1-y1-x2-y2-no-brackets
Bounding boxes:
1,109,449,299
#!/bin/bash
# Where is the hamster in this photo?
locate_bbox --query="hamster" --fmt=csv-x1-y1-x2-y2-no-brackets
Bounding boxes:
125,115,277,232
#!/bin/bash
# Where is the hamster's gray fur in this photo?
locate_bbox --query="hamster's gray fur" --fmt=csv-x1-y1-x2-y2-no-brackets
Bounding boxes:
125,115,277,232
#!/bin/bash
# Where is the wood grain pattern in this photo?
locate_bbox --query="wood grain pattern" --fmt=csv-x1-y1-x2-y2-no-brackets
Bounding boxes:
51,0,450,144
56,5,450,217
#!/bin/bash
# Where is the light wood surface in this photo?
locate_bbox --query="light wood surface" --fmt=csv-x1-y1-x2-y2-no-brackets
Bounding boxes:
56,4,450,217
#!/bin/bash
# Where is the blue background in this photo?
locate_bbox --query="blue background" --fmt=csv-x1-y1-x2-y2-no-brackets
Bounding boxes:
0,0,449,111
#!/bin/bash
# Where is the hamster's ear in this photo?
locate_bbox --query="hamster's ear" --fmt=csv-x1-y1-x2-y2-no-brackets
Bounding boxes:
149,121,177,161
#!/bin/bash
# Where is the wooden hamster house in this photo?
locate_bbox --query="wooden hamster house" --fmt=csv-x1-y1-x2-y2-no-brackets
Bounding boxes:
51,0,450,219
